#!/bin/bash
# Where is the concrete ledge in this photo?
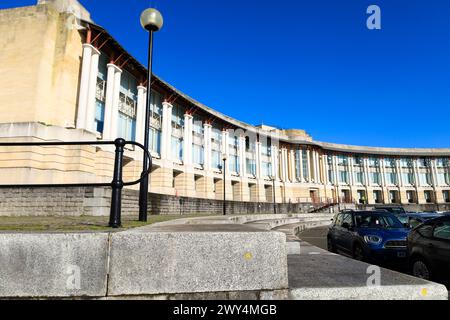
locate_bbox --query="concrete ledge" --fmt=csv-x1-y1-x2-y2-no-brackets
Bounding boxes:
107,231,288,296
0,233,109,298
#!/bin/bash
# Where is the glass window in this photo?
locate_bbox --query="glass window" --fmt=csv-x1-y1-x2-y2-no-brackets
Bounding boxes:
339,171,348,184
356,171,364,184
418,225,433,238
246,158,256,176
95,100,105,134
302,150,309,180
261,162,272,177
337,155,347,165
371,172,381,185
118,70,137,141
212,150,221,169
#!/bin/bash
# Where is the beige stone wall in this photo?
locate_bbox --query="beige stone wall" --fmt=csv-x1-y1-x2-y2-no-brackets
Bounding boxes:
0,5,82,128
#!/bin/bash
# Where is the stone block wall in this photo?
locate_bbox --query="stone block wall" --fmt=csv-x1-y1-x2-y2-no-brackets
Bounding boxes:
0,186,316,217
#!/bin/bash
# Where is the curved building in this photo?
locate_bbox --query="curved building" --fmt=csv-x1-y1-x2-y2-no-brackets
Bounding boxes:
1,1,449,215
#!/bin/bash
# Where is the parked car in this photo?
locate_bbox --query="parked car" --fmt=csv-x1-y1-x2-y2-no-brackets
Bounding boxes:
397,213,442,229
327,211,409,264
374,206,407,214
407,216,450,285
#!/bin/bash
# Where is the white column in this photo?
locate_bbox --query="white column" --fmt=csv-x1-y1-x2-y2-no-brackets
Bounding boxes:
379,159,386,187
332,155,338,186
348,156,354,186
103,64,117,140
239,135,246,176
306,149,312,183
203,124,212,171
160,102,173,160
299,149,304,182
363,158,370,187
135,85,147,145
314,151,320,183
183,114,193,165
76,44,93,130
85,47,100,133
413,159,420,188
110,68,122,139
271,145,279,179
431,159,439,188
289,150,296,182
396,159,404,187
255,141,262,179
323,154,329,185
222,130,230,174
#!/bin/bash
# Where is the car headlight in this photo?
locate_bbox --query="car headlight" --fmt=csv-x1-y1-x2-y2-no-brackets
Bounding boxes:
364,235,383,245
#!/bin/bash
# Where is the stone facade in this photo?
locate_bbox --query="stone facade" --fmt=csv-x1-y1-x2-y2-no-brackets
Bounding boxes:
0,1,450,215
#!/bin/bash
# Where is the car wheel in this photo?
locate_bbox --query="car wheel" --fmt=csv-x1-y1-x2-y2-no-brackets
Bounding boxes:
411,258,431,280
353,243,365,261
327,237,336,253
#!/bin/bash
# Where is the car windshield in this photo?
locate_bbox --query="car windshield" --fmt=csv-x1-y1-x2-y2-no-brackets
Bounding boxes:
355,214,404,229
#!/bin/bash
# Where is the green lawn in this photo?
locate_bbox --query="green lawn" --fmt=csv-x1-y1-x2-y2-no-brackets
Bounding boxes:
0,214,212,232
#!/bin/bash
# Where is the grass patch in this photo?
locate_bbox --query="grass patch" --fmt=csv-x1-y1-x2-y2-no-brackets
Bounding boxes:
0,214,211,232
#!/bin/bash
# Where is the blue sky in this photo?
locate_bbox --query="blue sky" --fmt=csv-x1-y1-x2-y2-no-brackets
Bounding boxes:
2,0,450,148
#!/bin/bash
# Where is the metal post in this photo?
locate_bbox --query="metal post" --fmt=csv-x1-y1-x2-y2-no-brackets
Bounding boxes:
109,138,126,228
139,30,154,222
272,178,277,214
223,158,227,215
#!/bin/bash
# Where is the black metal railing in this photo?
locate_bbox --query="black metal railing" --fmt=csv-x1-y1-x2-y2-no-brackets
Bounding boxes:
0,138,152,228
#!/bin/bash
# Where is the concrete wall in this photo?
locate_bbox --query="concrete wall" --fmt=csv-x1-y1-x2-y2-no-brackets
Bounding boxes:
0,228,288,298
0,4,83,128
0,186,316,217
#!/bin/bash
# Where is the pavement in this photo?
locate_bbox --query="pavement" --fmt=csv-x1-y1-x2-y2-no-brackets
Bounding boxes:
293,225,450,298
273,224,449,300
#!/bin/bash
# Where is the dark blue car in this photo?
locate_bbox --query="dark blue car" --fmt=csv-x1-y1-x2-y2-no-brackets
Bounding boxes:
327,211,410,263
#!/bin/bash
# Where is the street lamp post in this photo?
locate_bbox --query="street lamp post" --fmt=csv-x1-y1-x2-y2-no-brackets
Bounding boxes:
269,175,277,214
138,8,164,222
222,153,227,215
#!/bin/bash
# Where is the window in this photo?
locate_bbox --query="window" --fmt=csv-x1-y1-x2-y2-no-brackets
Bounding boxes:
95,100,105,134
371,172,381,185
261,137,271,156
368,157,378,167
433,222,450,240
148,90,162,153
192,115,204,166
384,158,395,168
418,225,433,238
211,128,222,170
261,162,272,177
337,155,347,166
334,214,344,227
246,158,256,176
95,54,108,134
402,172,414,185
356,171,364,184
443,191,450,203
420,173,432,186
386,172,397,185
118,70,137,141
171,105,184,161
424,191,434,203
353,156,363,166
228,135,239,173
302,150,309,180
341,213,353,227
295,150,302,180
339,171,348,184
